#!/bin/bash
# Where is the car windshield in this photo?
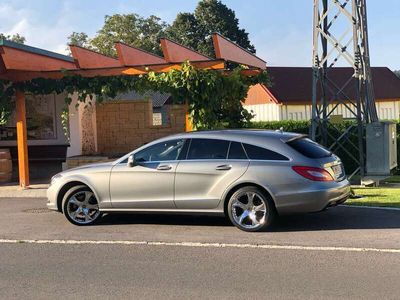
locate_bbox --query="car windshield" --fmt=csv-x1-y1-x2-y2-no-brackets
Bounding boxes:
287,137,331,159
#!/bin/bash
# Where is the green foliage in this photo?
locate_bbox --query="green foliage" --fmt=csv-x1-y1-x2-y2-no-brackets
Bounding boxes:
148,62,269,129
61,107,70,141
67,1,254,58
165,13,203,52
167,0,255,57
248,120,311,134
0,62,269,130
0,33,25,44
251,120,400,176
85,14,167,57
0,81,15,125
67,32,92,49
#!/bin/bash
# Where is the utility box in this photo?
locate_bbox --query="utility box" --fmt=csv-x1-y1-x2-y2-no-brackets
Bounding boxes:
366,122,397,176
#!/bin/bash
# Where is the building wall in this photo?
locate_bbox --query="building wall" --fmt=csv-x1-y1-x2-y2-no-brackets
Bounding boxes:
67,93,98,157
376,100,400,120
95,100,186,155
246,100,400,122
244,84,277,105
244,103,281,121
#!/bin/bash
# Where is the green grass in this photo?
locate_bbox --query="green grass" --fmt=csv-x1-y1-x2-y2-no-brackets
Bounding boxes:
382,175,400,184
346,187,400,208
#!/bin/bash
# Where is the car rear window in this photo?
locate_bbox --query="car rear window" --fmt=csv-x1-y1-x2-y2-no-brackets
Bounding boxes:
243,143,289,161
287,138,331,158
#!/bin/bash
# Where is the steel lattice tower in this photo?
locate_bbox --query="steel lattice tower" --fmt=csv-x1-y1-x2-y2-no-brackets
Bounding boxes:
311,0,378,178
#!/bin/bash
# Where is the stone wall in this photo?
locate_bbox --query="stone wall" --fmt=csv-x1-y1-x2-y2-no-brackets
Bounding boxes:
96,100,186,155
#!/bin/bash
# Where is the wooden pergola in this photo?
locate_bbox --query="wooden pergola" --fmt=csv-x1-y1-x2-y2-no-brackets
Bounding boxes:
0,33,266,188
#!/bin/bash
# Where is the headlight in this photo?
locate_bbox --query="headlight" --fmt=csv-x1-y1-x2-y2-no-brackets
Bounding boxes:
50,174,62,185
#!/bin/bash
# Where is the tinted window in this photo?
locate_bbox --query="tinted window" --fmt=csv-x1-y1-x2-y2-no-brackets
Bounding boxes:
134,139,185,162
228,142,248,160
187,139,229,160
243,143,288,161
287,138,331,158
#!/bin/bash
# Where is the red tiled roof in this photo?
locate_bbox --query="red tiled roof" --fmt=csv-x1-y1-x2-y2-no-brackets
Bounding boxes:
266,67,400,104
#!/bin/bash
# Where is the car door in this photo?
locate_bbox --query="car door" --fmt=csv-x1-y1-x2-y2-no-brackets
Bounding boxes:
110,139,186,209
174,139,250,209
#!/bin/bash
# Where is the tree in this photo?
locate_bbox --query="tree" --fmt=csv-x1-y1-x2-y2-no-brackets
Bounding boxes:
0,33,25,44
165,13,203,51
67,32,91,48
89,14,167,56
167,0,255,57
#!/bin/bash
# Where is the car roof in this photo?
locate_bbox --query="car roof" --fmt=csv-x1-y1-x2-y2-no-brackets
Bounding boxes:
168,129,303,142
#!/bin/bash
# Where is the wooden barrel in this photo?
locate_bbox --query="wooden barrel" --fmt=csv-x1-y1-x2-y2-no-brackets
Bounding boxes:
0,149,12,183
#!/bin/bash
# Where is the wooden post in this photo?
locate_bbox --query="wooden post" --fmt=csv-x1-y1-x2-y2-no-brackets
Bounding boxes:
15,90,29,188
185,102,193,132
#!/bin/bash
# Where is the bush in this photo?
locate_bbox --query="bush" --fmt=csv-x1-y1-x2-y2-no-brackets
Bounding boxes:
249,120,400,176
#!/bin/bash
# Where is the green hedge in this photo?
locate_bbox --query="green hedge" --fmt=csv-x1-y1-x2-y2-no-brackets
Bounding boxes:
248,120,400,175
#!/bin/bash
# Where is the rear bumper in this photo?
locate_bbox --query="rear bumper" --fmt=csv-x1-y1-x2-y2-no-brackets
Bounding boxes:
274,179,351,215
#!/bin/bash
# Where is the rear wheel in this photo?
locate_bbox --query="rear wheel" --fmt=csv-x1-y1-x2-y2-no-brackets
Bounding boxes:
227,186,275,232
62,185,102,226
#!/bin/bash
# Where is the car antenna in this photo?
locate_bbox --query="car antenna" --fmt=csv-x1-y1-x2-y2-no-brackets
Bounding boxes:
275,127,284,133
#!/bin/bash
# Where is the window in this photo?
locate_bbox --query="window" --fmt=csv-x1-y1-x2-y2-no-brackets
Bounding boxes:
287,138,331,159
1,94,57,141
134,139,185,162
243,143,288,161
228,142,248,160
187,139,229,160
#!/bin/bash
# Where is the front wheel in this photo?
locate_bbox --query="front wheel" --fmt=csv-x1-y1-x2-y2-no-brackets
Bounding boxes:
227,186,276,232
62,185,102,226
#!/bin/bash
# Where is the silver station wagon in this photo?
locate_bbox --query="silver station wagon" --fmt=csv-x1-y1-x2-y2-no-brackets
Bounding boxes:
47,130,351,232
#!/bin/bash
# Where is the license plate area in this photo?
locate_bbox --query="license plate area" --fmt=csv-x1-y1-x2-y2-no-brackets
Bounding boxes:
332,164,345,180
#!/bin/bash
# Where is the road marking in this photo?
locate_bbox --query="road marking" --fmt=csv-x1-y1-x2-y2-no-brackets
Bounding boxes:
0,239,399,254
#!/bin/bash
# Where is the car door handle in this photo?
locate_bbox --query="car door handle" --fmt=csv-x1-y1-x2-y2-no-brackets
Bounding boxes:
216,164,232,171
157,164,172,171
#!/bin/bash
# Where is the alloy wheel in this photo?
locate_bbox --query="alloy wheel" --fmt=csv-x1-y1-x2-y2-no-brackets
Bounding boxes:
66,190,100,225
231,191,267,230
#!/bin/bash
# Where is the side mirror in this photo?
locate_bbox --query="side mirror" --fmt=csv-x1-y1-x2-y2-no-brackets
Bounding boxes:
127,155,136,168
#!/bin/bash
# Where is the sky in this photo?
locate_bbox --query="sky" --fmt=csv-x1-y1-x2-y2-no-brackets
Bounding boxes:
0,0,399,70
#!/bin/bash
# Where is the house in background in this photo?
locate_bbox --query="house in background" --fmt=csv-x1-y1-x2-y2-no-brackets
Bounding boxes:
67,91,185,162
244,67,400,121
113,90,172,126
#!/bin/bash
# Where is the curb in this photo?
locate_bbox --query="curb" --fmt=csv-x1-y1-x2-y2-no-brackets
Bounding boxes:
341,204,400,211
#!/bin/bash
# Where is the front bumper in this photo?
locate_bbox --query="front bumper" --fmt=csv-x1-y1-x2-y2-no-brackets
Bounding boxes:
46,182,60,211
274,179,351,215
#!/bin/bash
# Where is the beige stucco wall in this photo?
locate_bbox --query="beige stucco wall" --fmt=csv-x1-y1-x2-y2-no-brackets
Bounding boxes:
95,100,186,155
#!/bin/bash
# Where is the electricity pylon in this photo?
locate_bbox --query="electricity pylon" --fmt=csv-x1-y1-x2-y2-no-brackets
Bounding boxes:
311,0,378,178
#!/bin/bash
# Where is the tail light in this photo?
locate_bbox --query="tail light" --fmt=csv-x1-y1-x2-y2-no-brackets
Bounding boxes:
292,166,334,182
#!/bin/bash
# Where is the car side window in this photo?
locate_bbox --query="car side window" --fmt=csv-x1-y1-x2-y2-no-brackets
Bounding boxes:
228,142,248,160
243,143,289,161
134,139,185,162
187,139,229,160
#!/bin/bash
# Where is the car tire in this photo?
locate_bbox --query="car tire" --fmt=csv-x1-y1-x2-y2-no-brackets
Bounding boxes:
62,185,102,226
227,186,276,232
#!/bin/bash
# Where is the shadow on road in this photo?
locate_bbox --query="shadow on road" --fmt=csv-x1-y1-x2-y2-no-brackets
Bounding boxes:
97,206,400,232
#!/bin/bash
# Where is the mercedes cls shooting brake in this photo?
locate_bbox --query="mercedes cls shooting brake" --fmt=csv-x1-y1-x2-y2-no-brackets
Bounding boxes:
47,130,351,232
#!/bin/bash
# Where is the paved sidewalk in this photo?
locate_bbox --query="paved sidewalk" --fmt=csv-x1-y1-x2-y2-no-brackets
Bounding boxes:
0,183,48,198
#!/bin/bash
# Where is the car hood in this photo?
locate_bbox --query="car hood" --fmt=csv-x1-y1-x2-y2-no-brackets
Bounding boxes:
60,161,114,175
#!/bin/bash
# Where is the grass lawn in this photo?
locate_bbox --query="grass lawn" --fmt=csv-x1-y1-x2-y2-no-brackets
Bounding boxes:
346,187,400,208
382,175,400,184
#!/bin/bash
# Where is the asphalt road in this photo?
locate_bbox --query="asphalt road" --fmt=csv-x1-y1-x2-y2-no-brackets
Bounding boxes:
0,197,399,299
